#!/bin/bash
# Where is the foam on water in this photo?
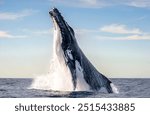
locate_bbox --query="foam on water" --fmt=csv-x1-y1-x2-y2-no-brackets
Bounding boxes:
30,57,91,91
1,78,150,98
110,83,119,94
30,59,74,91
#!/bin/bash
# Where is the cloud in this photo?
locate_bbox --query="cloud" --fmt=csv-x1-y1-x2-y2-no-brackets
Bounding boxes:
49,0,150,8
0,28,53,39
75,28,98,34
135,16,147,21
96,34,150,40
49,0,110,8
0,30,27,38
0,31,12,38
22,28,53,36
74,28,100,40
77,0,111,8
74,24,150,40
123,34,150,40
100,24,142,34
32,29,53,35
123,0,150,8
0,9,38,20
100,24,150,40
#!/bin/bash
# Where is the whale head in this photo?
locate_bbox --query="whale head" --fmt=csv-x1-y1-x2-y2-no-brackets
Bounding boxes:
49,8,76,49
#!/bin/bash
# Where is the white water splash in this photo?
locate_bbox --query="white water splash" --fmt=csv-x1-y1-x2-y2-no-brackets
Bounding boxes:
30,58,74,91
110,83,119,94
30,58,90,91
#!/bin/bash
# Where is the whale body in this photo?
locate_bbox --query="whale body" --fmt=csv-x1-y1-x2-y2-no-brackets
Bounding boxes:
49,8,118,93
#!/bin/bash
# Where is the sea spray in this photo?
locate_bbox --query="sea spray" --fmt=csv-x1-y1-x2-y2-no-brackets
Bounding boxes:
110,83,119,94
30,57,92,91
30,58,74,91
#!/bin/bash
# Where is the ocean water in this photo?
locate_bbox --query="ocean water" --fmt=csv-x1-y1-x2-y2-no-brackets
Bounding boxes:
0,78,150,98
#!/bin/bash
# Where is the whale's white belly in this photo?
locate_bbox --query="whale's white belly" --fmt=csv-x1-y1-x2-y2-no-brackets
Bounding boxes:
52,28,74,91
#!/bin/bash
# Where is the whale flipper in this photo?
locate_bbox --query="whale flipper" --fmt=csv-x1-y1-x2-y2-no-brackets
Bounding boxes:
78,50,113,92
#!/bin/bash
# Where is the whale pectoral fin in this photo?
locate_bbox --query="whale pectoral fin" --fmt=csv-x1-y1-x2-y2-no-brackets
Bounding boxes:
80,52,115,93
100,74,114,93
65,50,77,90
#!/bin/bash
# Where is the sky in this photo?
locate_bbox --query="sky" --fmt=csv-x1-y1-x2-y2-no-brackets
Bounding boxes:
0,0,150,78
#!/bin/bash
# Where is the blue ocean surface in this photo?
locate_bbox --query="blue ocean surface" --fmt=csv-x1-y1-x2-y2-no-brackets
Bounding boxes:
0,78,150,98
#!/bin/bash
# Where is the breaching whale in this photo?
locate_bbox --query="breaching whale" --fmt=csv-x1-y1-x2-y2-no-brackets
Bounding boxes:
49,8,118,93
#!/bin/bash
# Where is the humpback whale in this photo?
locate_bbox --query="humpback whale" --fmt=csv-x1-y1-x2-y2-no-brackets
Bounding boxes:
49,8,118,93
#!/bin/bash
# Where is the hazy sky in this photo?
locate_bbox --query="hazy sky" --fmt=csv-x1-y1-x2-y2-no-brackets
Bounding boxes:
0,0,150,78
